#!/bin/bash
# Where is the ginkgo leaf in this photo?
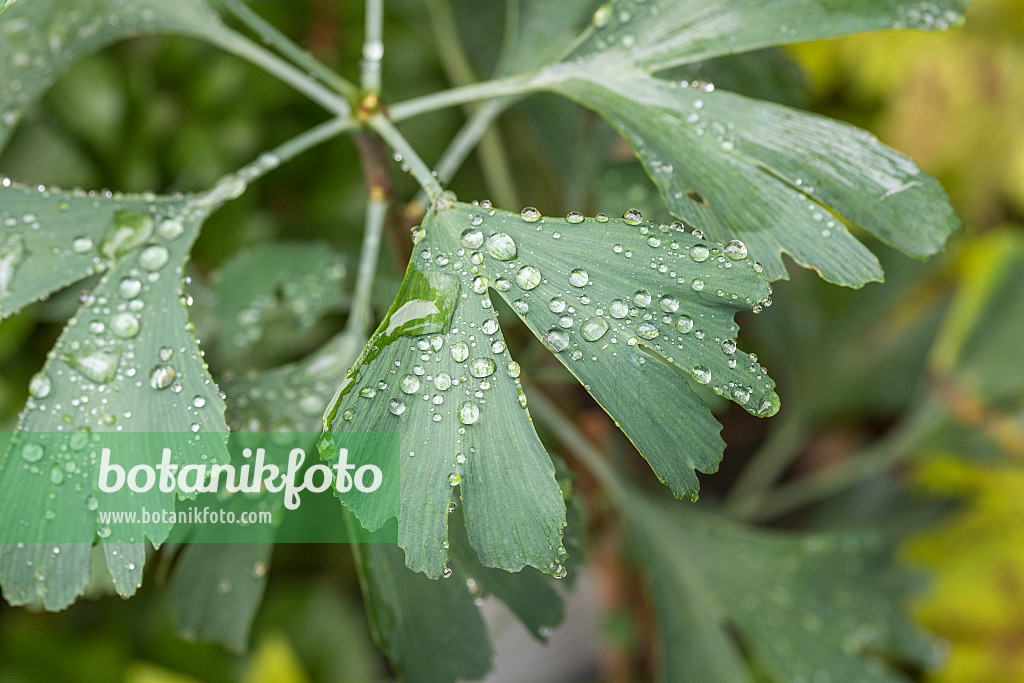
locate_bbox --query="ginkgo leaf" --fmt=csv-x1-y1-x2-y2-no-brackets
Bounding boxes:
566,0,969,72
321,199,776,577
210,241,345,361
495,0,597,77
0,180,231,611
552,72,961,285
626,496,941,682
0,0,228,151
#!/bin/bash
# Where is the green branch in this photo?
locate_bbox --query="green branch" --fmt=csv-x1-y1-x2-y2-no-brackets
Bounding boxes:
220,0,359,103
369,114,444,202
361,0,384,93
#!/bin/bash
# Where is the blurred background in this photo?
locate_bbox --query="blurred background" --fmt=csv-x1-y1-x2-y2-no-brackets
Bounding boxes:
1,0,1023,680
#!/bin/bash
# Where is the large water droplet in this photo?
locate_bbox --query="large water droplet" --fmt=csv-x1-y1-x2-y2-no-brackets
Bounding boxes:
691,279,705,292
101,210,153,260
691,244,710,262
458,401,480,424
149,364,176,390
692,366,711,384
139,245,169,271
549,296,566,313
158,219,184,241
72,236,94,254
568,269,589,287
520,207,541,222
434,373,453,390
110,312,140,338
658,296,679,313
400,374,420,394
470,357,496,378
485,233,517,261
451,342,469,363
461,228,483,249
675,315,694,334
580,317,609,342
721,339,737,354
506,361,521,378
0,233,26,301
636,322,659,339
388,399,406,416
724,240,748,260
632,289,652,308
516,265,541,290
69,349,120,383
609,299,629,319
21,442,44,463
543,329,570,352
28,372,51,399
622,208,643,225
118,277,142,299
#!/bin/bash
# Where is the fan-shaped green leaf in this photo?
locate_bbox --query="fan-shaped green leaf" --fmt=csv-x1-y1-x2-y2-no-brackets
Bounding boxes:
0,0,227,152
321,200,775,576
553,73,961,285
495,0,598,77
0,183,230,611
211,241,345,361
567,0,969,72
627,498,941,682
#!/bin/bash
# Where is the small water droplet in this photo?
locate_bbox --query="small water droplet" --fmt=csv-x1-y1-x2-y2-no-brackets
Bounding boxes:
460,228,483,249
434,373,452,390
72,236,94,254
21,442,44,463
118,277,142,299
721,339,737,354
101,210,153,260
692,366,711,384
400,374,420,394
549,296,566,313
28,372,51,399
69,349,120,383
691,279,705,292
675,315,693,334
158,219,184,240
565,211,584,224
506,361,521,378
632,290,652,308
636,322,659,339
388,399,406,416
470,357,496,378
691,244,710,262
659,296,679,313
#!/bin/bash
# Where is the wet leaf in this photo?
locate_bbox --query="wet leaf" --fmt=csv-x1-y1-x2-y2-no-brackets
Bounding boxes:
0,182,231,611
0,0,227,151
321,201,775,577
626,497,941,682
567,0,969,72
553,73,961,285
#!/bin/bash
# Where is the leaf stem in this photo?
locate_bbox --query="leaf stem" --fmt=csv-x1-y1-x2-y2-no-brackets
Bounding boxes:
527,388,632,508
388,73,541,123
194,116,356,208
361,0,384,93
208,26,352,116
220,0,359,104
347,191,388,338
734,400,943,523
720,411,808,520
368,114,444,202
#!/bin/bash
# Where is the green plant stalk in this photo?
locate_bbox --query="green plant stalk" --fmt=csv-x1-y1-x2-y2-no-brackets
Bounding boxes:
347,193,388,338
208,25,352,117
527,388,632,507
192,116,355,209
738,400,945,523
361,0,384,93
424,0,519,207
220,0,358,104
388,73,541,122
721,411,808,520
369,114,444,201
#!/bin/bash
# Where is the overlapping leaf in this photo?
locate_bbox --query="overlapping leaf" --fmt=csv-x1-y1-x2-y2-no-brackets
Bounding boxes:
495,0,967,285
626,496,941,682
553,73,960,285
211,241,345,361
321,200,776,577
0,0,227,150
566,0,969,71
0,180,231,611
